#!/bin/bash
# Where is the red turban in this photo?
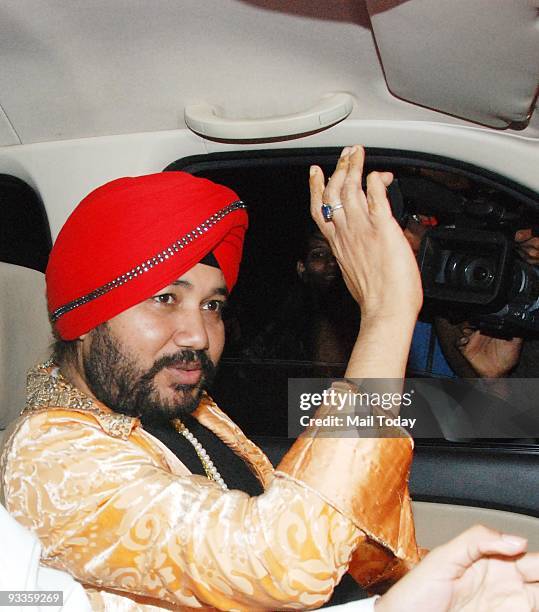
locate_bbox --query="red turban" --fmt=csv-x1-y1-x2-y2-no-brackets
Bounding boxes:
46,172,248,340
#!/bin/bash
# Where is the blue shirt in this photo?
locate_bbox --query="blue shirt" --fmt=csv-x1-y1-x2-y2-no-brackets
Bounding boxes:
408,320,456,378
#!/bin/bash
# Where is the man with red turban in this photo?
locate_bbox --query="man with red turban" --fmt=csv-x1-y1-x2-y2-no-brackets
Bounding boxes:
1,147,537,611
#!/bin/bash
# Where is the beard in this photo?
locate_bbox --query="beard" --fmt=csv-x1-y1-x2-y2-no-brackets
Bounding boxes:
83,323,216,426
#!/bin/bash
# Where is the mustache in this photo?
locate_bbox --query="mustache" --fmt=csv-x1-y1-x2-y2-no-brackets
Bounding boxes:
142,349,215,383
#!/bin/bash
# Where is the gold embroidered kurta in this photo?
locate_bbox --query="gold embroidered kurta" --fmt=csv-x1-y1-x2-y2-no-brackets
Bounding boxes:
0,364,419,610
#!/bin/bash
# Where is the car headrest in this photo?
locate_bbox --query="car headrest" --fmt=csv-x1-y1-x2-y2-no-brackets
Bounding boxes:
0,263,51,430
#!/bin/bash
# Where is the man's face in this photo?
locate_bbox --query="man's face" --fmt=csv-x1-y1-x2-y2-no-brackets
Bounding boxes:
298,233,339,291
80,263,227,424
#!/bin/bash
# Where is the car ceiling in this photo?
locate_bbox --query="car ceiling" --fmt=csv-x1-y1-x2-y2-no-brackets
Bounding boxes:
0,0,538,146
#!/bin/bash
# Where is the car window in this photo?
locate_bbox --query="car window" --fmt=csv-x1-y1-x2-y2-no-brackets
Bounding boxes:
167,149,539,446
0,174,51,272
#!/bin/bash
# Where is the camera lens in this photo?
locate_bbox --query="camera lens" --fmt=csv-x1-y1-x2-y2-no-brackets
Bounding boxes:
464,257,496,290
445,254,496,291
473,267,490,282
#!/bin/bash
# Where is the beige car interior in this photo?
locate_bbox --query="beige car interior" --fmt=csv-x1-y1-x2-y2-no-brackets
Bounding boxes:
1,0,537,148
413,501,539,551
365,0,538,129
0,263,51,448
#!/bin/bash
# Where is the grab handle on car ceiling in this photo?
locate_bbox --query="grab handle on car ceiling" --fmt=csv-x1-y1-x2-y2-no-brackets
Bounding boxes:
184,93,354,141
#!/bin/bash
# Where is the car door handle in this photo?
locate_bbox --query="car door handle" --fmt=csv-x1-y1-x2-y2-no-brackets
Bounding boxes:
184,92,354,141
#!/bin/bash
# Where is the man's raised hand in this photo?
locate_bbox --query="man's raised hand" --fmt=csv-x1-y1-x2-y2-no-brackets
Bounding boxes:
309,145,422,323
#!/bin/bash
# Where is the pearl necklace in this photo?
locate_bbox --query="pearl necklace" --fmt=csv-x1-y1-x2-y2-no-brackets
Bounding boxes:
172,418,228,491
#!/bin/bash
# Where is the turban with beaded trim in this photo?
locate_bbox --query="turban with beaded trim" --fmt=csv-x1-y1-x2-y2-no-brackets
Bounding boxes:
46,172,247,340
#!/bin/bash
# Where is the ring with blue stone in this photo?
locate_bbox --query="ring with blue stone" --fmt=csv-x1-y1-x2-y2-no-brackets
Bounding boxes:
321,202,344,221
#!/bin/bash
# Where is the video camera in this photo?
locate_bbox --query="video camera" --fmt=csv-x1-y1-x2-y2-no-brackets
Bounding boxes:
418,197,539,335
393,178,539,336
